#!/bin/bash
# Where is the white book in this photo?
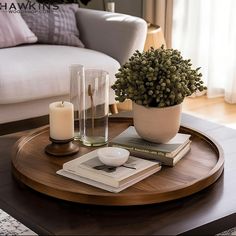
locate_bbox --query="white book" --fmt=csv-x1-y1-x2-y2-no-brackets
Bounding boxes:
57,149,161,191
57,166,161,193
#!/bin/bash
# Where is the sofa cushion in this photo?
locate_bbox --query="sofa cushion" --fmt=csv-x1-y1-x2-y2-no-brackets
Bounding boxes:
0,0,37,48
0,45,120,104
21,4,84,48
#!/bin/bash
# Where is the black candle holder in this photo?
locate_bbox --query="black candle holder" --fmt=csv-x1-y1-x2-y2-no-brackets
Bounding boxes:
45,137,80,157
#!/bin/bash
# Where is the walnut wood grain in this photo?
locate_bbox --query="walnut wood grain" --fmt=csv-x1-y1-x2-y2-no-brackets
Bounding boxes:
11,117,224,206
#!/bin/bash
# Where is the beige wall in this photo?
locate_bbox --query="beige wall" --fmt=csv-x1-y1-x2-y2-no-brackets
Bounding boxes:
82,0,143,18
17,0,143,18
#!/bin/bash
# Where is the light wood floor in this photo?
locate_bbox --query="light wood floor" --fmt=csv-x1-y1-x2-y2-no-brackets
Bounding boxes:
183,96,236,129
117,96,236,129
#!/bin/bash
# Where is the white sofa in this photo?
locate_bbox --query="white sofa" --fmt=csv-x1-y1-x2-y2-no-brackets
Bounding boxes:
0,8,147,124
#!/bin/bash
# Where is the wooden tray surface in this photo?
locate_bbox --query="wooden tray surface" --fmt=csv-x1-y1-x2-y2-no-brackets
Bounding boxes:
11,117,224,206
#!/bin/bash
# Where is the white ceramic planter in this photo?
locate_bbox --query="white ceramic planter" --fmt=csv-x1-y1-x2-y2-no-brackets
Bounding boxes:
133,102,182,143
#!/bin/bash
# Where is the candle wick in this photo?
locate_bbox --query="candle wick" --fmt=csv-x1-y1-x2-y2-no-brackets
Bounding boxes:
61,101,64,107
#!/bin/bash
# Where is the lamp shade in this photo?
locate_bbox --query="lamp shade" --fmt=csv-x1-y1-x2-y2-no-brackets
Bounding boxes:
144,23,166,51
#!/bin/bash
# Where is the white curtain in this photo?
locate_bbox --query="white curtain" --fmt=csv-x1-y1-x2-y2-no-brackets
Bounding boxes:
172,0,236,103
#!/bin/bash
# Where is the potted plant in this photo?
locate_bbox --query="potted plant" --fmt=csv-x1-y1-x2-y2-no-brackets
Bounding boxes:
111,46,206,143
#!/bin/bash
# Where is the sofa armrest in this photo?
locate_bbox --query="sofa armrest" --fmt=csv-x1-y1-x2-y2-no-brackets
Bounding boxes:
75,8,147,65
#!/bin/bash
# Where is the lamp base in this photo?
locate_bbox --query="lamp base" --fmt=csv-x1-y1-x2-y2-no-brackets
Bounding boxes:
45,138,80,157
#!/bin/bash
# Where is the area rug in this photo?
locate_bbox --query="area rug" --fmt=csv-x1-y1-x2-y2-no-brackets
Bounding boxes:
217,227,236,235
0,209,37,235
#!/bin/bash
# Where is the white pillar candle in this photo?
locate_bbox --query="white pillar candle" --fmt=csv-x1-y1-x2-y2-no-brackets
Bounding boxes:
106,2,115,12
49,101,74,140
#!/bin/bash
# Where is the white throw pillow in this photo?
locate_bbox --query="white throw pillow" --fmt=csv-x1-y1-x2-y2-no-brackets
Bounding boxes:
0,0,37,48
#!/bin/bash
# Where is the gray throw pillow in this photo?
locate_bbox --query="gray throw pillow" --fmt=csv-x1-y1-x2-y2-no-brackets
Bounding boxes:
21,4,84,47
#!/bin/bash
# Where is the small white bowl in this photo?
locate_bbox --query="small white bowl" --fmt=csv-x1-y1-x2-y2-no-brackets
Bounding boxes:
97,147,130,167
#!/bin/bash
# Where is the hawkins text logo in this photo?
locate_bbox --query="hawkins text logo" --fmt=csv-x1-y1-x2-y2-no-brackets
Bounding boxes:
0,1,59,13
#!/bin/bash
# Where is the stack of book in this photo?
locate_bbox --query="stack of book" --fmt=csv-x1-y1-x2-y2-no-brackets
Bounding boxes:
57,150,161,193
109,126,191,166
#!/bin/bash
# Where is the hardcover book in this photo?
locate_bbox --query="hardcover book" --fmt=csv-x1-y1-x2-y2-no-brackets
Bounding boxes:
109,126,191,166
57,150,161,193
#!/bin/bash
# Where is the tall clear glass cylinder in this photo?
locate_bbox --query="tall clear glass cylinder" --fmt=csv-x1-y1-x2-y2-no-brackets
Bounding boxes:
69,64,84,140
81,69,109,146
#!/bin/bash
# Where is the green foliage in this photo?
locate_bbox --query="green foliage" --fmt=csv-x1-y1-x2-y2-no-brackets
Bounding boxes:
111,46,206,108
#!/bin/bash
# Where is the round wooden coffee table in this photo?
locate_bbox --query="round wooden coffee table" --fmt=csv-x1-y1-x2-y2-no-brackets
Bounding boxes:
11,117,224,206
